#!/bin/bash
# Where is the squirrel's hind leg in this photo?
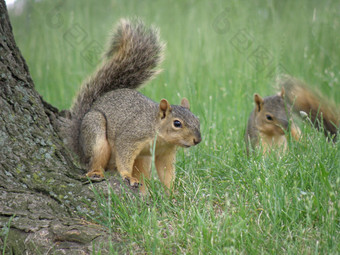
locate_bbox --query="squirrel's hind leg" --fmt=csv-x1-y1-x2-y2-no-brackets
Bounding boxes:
80,110,111,178
86,138,111,178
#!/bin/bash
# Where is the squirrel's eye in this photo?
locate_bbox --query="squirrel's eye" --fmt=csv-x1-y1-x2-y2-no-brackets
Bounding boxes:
266,115,273,121
173,120,182,128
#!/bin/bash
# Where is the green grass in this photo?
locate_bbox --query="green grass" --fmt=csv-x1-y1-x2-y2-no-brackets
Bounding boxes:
1,215,15,254
8,0,340,253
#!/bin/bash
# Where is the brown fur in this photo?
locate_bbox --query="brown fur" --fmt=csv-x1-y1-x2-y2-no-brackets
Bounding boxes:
63,19,165,158
246,75,339,153
61,19,201,193
279,75,339,139
132,156,152,194
86,137,111,177
83,89,201,192
245,90,300,153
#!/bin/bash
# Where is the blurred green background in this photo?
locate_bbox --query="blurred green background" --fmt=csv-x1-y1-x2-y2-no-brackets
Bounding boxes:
8,1,340,106
8,0,340,150
7,0,340,253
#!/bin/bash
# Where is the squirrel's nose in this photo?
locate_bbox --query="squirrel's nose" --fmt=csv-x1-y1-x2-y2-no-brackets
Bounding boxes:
193,136,202,145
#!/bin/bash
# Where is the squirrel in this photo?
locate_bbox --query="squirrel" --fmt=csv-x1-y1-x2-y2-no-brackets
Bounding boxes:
61,19,202,192
245,75,339,153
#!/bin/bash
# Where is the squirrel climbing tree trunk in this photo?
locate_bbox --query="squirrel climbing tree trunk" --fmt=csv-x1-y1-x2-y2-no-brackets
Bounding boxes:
0,1,127,253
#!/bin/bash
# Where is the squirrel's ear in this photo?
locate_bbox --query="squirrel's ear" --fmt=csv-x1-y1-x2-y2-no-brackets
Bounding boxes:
280,87,285,98
254,94,263,112
181,98,190,110
159,99,171,119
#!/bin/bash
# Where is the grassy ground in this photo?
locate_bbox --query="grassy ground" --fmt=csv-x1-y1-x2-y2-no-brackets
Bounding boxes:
9,0,339,254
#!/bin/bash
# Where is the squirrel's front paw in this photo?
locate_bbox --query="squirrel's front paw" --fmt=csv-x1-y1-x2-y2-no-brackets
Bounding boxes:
124,176,141,188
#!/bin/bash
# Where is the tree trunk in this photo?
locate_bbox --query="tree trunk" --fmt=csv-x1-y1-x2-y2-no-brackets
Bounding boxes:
0,1,131,253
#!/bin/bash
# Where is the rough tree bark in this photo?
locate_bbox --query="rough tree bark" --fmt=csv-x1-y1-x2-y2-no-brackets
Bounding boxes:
0,1,132,253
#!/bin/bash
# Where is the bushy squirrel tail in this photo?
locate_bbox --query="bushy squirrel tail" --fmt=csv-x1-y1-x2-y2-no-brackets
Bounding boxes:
64,19,165,155
71,18,165,118
278,75,339,139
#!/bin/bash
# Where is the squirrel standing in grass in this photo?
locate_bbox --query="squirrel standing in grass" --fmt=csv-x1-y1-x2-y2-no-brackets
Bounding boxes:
245,75,339,153
61,19,201,192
